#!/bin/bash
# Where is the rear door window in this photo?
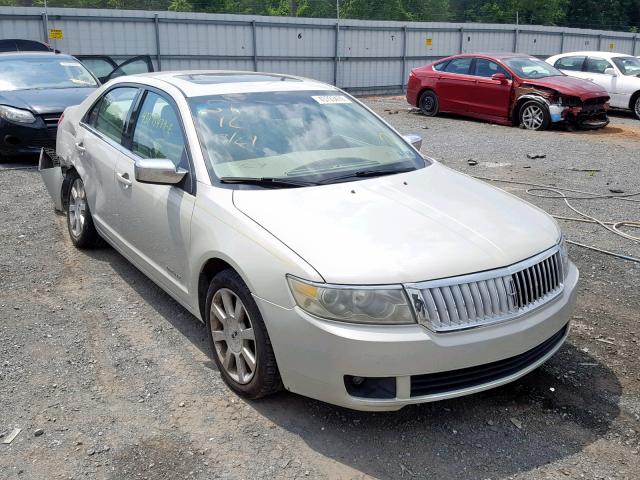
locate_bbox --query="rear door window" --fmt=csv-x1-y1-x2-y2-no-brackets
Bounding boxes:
92,87,139,144
104,56,155,82
79,57,118,80
443,58,472,75
433,61,449,71
554,56,586,71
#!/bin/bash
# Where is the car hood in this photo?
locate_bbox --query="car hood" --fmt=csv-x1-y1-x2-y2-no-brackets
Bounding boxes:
0,87,96,114
233,163,560,285
523,76,609,100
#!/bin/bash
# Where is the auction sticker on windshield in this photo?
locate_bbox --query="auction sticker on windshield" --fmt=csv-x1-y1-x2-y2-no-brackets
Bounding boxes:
312,95,352,104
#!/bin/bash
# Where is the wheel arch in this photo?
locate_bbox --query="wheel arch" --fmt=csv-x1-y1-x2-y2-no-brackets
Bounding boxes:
61,166,79,212
418,87,437,105
512,94,549,125
197,257,240,321
629,90,640,112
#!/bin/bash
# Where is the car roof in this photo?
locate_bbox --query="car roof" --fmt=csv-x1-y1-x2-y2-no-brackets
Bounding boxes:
444,52,533,61
0,51,74,60
551,51,633,59
120,70,337,97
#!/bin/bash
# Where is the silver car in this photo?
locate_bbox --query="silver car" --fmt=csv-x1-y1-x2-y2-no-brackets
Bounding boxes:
41,72,578,411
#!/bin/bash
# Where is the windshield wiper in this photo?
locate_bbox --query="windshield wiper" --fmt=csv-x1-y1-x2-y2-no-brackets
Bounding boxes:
219,176,318,188
318,166,416,185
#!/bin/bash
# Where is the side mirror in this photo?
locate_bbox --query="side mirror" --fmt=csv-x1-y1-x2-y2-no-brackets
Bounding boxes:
604,67,617,76
134,158,187,185
403,134,423,151
491,72,509,83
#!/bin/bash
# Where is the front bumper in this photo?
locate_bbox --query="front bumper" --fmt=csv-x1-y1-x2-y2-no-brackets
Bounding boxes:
257,262,578,411
551,104,609,129
0,118,57,157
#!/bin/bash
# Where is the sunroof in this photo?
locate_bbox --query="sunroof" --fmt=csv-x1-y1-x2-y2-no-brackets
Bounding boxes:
175,73,300,85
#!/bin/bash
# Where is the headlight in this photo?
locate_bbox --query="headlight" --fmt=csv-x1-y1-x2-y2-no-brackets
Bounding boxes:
0,105,37,124
559,234,569,278
287,276,415,325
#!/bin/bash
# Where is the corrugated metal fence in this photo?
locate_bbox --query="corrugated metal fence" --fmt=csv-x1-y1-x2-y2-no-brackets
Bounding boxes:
1,6,639,93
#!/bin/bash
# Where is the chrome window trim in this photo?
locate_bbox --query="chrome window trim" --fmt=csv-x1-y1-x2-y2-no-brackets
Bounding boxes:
404,243,564,333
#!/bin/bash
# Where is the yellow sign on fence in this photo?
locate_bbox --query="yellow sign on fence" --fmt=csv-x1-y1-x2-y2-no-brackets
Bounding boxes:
425,38,433,47
608,42,616,50
48,29,64,40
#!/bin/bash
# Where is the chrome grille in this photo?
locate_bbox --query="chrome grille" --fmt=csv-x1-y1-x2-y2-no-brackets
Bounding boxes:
406,247,564,332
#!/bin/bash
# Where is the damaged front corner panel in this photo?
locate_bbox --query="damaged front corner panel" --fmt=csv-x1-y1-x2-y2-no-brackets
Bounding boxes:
513,85,566,124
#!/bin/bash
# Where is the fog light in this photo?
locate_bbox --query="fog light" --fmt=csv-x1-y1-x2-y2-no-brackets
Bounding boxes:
344,375,396,399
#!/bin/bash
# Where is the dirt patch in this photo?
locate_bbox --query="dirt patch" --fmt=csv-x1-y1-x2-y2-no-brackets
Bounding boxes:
570,124,640,142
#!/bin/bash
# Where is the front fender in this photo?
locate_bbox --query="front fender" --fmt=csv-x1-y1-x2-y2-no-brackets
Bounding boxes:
516,94,564,123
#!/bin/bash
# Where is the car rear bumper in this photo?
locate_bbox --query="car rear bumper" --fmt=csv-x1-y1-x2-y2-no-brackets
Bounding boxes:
406,74,421,106
257,262,578,411
38,148,65,211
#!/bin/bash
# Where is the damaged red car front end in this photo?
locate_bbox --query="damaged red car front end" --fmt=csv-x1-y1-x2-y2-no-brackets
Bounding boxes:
513,75,610,129
407,53,610,131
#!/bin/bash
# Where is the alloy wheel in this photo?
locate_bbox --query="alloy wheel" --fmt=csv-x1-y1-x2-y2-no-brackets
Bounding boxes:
635,97,640,119
522,104,545,130
68,178,87,238
209,288,257,385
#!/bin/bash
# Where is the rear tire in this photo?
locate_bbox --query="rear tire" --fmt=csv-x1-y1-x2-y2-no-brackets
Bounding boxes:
66,172,103,248
419,90,439,117
205,269,282,399
519,100,550,131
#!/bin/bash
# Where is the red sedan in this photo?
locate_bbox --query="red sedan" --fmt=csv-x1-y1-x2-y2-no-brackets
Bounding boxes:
406,53,610,130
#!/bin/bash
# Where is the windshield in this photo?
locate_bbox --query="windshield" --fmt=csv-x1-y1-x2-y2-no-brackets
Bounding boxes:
0,56,98,91
189,90,426,185
611,56,640,76
503,57,563,79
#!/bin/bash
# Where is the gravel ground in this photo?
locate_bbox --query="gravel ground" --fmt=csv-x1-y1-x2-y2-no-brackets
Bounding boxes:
1,97,639,480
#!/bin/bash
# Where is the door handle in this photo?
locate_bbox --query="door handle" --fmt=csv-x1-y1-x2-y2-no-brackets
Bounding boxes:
75,142,85,153
586,78,594,82
117,172,132,187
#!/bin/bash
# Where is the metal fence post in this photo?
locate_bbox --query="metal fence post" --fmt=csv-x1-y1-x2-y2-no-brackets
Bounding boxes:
334,22,339,86
459,27,464,53
154,14,162,71
634,35,638,56
560,31,565,53
41,12,48,43
597,34,602,51
401,26,407,92
251,20,258,72
513,27,518,53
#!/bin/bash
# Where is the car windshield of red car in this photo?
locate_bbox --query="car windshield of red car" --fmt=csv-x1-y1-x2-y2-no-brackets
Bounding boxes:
503,57,563,79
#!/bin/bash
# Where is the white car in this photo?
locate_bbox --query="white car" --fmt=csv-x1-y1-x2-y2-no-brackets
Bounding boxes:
547,51,640,119
39,72,578,411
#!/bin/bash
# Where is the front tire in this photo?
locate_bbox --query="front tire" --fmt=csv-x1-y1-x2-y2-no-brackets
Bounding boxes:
519,100,550,131
205,269,282,399
66,173,102,248
419,90,439,117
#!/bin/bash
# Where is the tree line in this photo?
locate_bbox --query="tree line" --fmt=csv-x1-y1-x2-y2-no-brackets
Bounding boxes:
3,1,639,32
